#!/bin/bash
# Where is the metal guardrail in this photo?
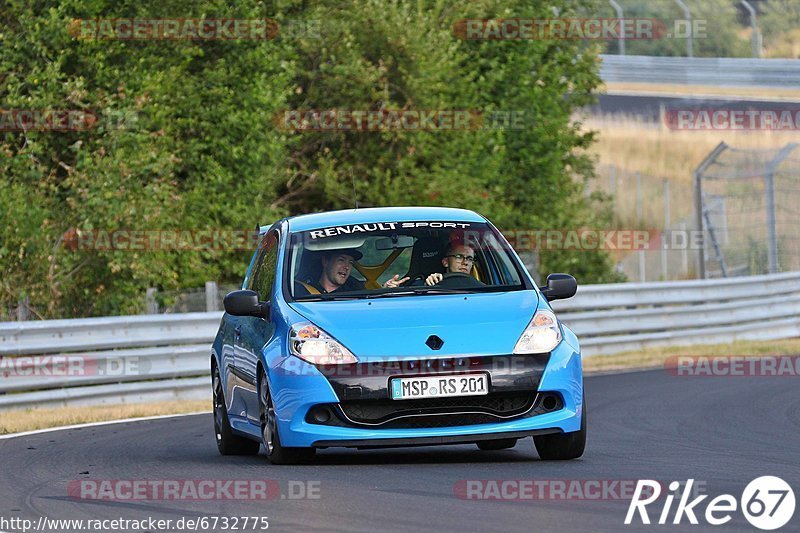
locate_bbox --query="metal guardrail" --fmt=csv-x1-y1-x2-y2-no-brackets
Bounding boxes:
2,272,799,410
600,54,800,88
551,271,800,355
0,313,220,410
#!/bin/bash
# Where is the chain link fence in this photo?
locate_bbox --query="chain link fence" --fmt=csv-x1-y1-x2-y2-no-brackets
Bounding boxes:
148,282,241,314
591,164,696,282
695,142,800,278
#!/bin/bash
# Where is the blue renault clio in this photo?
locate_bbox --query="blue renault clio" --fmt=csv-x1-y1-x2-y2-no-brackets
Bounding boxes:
211,206,584,464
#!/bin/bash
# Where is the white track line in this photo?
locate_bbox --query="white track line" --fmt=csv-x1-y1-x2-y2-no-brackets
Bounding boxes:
0,368,654,441
0,411,206,440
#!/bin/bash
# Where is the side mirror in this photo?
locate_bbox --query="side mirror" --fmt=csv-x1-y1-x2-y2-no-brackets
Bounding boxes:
539,273,577,301
223,290,270,319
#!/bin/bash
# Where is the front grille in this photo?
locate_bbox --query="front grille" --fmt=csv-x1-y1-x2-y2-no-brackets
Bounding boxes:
305,391,563,429
379,413,507,429
341,392,534,424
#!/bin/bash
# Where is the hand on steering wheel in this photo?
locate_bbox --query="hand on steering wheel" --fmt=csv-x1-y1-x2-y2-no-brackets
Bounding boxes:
425,273,443,286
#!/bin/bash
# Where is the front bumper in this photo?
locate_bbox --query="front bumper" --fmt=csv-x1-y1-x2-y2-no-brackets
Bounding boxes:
268,337,582,448
311,428,562,449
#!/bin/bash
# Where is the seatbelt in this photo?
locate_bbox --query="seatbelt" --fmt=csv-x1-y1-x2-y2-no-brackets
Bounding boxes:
299,281,321,294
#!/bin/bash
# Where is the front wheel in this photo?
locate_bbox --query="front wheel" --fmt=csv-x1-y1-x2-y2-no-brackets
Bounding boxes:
213,365,260,456
259,369,316,465
533,398,586,460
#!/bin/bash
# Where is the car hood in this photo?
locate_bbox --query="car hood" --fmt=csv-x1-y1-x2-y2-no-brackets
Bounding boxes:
288,290,539,361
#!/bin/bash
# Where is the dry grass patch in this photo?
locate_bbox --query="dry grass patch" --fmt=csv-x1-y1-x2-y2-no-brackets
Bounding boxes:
579,116,798,230
0,400,209,435
602,82,800,101
584,338,800,374
585,116,796,185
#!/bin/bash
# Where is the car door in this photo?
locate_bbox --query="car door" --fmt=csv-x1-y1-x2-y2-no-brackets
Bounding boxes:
234,229,279,424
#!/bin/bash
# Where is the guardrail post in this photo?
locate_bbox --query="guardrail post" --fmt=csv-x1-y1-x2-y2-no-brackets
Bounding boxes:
205,281,219,311
145,288,159,314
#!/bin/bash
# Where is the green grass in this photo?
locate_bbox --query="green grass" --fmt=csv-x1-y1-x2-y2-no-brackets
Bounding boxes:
584,338,800,374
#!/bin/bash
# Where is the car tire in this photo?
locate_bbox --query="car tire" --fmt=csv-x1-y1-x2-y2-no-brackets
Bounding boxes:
213,365,261,456
476,438,518,451
259,369,316,465
533,398,586,460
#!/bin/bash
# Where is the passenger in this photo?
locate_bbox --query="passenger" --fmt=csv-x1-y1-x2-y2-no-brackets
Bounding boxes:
295,248,408,295
295,249,365,295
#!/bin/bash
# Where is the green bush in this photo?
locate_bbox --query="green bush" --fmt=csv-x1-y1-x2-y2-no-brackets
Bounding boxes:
1,0,623,319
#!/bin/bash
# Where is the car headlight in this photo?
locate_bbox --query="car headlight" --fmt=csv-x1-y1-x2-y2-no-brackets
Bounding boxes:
289,322,358,365
513,309,562,354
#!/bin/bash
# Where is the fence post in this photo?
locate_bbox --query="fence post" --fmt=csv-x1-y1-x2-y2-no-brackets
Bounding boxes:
145,288,159,314
636,172,642,223
740,1,761,58
636,172,645,281
764,172,779,274
661,179,670,280
674,0,693,58
680,221,689,276
609,166,616,197
16,296,30,321
692,142,729,279
609,0,625,55
205,281,219,312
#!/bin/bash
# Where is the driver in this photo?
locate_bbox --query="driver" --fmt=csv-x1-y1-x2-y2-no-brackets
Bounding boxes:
295,248,365,295
425,243,480,286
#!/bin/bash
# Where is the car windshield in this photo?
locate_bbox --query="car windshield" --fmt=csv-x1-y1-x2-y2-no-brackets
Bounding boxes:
286,221,527,300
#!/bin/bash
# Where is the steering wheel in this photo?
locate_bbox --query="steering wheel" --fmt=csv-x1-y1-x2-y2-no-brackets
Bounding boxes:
435,272,473,287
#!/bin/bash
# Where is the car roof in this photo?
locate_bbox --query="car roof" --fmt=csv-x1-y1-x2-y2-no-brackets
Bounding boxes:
278,206,487,233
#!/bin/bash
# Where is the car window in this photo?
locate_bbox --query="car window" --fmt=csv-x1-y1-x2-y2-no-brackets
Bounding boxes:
249,231,279,301
287,221,527,299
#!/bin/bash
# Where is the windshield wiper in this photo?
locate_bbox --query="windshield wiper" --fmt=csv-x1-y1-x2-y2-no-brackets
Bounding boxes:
294,285,515,301
294,293,365,301
363,287,473,298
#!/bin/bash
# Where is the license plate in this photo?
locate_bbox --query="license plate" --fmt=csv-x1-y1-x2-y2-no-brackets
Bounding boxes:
390,373,489,400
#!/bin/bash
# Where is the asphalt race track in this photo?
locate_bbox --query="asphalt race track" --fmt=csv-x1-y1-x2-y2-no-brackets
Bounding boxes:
1,369,798,532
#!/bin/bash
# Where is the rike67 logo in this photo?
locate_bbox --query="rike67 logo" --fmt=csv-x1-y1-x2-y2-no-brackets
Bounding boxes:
626,477,795,530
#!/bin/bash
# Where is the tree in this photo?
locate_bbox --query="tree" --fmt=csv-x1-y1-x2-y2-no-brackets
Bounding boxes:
1,0,623,319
